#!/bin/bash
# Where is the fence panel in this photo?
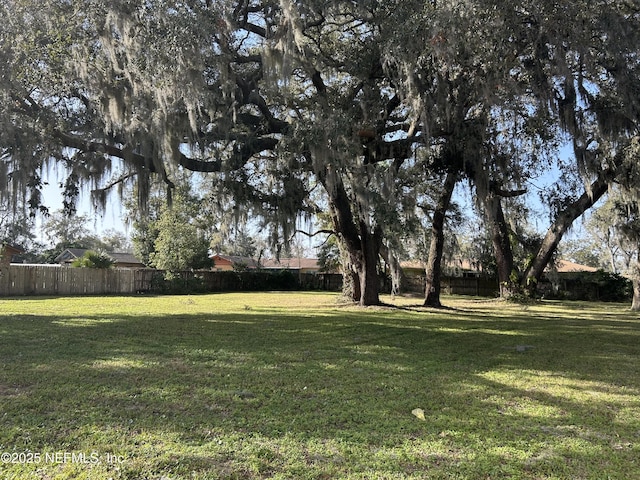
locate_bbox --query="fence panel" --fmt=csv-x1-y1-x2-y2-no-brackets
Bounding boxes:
0,265,144,296
443,276,499,297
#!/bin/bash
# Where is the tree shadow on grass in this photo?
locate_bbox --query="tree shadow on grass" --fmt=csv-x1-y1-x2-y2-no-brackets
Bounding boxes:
0,304,639,478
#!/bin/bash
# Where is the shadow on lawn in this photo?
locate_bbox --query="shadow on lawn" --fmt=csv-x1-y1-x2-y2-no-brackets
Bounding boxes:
1,304,639,478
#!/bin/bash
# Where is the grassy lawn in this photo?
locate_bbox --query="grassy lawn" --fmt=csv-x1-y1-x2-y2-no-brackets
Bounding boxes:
0,292,639,479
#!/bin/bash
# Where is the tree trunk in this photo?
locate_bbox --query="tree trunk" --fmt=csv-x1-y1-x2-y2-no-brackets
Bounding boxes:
484,193,517,297
357,221,382,306
319,165,381,306
606,242,618,274
472,161,520,298
632,277,640,312
340,224,381,306
337,240,360,302
424,171,457,307
521,173,610,295
380,243,406,296
631,251,640,312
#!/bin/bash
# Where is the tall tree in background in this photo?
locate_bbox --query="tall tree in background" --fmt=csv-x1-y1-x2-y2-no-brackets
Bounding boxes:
210,228,258,259
608,195,640,311
41,211,94,249
127,174,214,270
148,191,212,272
98,229,132,254
561,195,639,274
587,198,635,274
0,202,37,251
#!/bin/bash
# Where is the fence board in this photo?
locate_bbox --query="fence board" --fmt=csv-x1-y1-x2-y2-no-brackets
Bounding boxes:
0,264,142,296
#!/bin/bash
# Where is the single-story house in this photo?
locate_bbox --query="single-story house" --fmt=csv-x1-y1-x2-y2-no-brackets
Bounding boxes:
398,260,424,277
1,243,23,265
551,259,599,273
55,248,93,265
209,255,329,273
401,258,598,277
541,259,612,300
107,252,147,268
54,248,146,268
261,257,322,274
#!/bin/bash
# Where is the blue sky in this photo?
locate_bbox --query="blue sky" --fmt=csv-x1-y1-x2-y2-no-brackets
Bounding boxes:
38,173,128,244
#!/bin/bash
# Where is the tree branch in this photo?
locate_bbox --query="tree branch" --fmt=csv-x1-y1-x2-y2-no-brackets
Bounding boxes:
493,187,528,198
311,69,327,96
91,171,137,193
295,228,335,238
246,91,290,133
362,136,417,165
54,131,221,177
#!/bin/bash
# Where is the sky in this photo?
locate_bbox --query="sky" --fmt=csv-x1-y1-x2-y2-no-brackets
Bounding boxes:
38,172,129,245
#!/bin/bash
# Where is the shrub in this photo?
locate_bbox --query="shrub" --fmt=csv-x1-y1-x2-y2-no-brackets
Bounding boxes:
150,270,207,294
147,269,300,294
545,270,633,302
592,270,633,302
71,251,114,269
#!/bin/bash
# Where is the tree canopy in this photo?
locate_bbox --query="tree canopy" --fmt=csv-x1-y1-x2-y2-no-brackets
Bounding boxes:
1,0,639,305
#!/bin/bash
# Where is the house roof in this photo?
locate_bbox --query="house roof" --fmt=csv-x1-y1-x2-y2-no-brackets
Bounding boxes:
54,248,144,266
552,259,599,273
1,243,24,256
54,248,87,263
400,258,599,274
399,260,424,270
261,258,320,270
108,252,145,266
210,254,261,269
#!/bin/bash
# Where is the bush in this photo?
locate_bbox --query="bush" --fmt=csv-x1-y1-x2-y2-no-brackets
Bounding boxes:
592,270,633,302
71,251,114,269
251,270,297,290
147,269,300,294
220,270,298,291
545,270,633,302
150,271,207,294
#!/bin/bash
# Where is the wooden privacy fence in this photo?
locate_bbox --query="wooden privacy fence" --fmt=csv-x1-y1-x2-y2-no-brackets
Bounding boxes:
404,274,499,297
0,264,344,296
0,264,150,296
442,276,499,297
0,264,497,297
150,270,343,293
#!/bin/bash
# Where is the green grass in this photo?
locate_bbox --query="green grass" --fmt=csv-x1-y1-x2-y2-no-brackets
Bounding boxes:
0,292,639,479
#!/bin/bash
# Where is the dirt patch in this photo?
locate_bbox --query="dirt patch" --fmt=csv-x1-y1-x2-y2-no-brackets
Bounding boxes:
0,383,30,398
